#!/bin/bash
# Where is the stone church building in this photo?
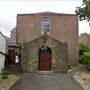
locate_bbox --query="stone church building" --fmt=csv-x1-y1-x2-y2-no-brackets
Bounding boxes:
13,12,79,72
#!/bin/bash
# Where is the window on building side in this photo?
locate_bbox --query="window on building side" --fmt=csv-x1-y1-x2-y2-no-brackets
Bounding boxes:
41,17,50,34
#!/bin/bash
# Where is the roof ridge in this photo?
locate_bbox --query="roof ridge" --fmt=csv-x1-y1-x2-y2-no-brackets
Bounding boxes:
17,11,77,16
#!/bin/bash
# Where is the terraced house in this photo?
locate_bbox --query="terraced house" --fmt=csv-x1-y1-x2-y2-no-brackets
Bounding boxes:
12,12,79,72
79,33,90,48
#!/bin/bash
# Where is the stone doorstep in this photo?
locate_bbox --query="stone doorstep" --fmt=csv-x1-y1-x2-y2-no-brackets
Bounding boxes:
73,76,90,90
38,71,53,75
0,74,20,90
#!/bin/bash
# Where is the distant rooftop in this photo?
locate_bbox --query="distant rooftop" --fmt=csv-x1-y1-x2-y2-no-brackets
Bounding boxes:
11,27,16,32
81,33,89,35
4,36,20,47
80,33,90,37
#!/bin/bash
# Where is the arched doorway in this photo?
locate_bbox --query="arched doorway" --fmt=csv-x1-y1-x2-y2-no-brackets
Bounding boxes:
39,46,52,71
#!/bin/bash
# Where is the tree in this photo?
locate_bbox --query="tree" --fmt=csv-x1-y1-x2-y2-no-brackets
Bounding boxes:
75,0,90,25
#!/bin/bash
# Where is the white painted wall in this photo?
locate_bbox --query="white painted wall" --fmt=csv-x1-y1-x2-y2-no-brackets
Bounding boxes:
0,32,6,73
0,54,5,72
0,33,6,53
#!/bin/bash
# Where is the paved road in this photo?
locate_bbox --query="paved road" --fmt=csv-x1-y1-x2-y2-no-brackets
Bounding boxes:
10,65,86,90
10,72,83,90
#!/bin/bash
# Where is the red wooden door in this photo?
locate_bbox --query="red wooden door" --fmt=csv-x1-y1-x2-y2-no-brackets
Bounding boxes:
8,50,16,65
39,47,51,71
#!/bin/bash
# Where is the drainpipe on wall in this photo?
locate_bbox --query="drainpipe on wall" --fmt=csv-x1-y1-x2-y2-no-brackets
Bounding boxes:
22,43,24,60
21,42,24,72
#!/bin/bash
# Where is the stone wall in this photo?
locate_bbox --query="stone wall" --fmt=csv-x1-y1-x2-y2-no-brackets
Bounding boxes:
22,36,68,72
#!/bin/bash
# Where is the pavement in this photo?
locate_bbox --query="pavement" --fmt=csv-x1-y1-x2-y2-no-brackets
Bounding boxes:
10,65,85,90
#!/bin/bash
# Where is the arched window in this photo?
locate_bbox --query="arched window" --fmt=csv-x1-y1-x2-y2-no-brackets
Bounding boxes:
41,17,50,34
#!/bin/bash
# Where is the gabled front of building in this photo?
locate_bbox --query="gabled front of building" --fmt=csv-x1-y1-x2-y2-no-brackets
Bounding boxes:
16,12,79,72
10,27,16,40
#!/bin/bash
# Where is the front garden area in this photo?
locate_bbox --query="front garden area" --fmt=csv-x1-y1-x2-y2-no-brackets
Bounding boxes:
79,43,90,70
73,43,90,90
0,65,20,90
0,74,19,90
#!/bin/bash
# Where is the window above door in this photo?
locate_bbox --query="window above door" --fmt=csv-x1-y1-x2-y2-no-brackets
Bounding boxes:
41,17,50,34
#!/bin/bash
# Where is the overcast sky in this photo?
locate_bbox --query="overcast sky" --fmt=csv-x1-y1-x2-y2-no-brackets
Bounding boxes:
0,0,90,37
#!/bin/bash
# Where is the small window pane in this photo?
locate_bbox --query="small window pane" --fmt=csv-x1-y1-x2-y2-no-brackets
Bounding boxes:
42,22,50,28
41,18,50,34
43,28,49,33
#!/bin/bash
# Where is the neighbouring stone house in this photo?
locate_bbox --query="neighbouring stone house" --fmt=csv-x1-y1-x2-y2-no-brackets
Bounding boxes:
79,33,90,48
5,36,21,65
10,27,16,40
0,31,6,73
14,12,79,72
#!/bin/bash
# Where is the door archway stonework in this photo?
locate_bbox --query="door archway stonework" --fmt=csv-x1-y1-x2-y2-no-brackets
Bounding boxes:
23,36,68,72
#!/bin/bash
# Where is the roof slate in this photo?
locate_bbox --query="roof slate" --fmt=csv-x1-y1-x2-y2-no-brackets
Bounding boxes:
5,36,20,47
11,27,16,32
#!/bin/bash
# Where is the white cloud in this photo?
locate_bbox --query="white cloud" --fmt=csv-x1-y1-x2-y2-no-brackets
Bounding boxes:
0,0,89,37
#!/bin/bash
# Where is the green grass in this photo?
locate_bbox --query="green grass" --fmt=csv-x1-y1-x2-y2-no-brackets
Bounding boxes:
81,52,90,65
84,52,90,56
